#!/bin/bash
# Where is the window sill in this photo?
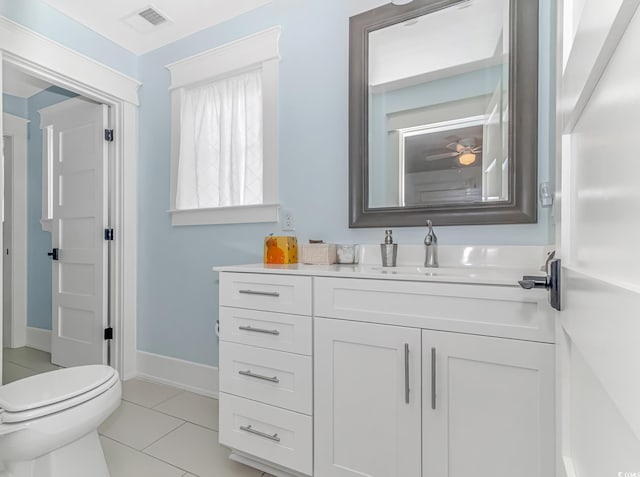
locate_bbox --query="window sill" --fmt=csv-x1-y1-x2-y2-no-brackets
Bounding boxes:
169,203,280,226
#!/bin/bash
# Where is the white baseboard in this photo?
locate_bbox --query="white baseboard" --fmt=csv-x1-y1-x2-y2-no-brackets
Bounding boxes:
136,350,219,398
26,327,52,353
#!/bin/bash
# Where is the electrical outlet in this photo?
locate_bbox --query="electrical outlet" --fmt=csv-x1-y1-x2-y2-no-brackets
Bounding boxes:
282,209,295,231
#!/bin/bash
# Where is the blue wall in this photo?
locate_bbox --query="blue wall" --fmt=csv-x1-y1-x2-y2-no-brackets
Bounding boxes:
3,94,28,119
136,0,556,367
26,87,78,330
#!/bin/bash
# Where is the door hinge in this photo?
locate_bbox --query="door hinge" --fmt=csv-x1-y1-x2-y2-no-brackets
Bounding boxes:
104,228,114,241
104,327,114,340
104,129,114,142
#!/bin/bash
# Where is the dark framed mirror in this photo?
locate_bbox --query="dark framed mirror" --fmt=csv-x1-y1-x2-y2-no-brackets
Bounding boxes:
349,0,538,227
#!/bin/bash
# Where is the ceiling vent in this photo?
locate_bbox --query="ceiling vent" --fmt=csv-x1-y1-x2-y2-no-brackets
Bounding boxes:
123,6,171,33
138,7,167,26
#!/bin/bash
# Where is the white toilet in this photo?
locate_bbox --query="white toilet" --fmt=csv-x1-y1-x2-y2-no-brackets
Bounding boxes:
0,365,121,477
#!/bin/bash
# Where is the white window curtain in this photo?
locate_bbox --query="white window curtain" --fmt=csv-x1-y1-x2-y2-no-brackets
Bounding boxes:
176,69,263,210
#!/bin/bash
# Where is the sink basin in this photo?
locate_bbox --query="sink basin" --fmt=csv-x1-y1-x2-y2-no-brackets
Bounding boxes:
364,266,475,277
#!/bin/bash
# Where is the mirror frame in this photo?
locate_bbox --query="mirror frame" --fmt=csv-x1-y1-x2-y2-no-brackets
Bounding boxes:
349,0,539,227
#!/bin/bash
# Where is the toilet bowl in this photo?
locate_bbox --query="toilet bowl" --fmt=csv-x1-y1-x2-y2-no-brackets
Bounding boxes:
0,365,121,477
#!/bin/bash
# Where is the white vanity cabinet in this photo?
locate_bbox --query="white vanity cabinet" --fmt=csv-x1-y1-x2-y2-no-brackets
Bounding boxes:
218,272,313,477
313,276,555,477
217,266,555,477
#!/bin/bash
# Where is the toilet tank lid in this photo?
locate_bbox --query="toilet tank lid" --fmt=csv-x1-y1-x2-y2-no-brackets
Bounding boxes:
0,365,117,413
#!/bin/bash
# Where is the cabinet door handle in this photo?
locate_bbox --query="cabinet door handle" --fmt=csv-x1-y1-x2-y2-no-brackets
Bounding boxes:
404,343,410,404
239,424,281,442
238,325,280,335
431,347,437,410
239,370,280,383
239,289,280,297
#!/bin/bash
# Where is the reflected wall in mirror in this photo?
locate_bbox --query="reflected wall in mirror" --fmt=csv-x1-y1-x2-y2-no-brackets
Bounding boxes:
350,0,538,227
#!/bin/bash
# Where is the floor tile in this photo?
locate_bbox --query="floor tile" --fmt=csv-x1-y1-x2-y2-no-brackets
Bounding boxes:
122,378,184,408
99,401,184,450
3,347,60,373
100,436,185,477
153,391,219,430
2,361,40,384
144,423,262,477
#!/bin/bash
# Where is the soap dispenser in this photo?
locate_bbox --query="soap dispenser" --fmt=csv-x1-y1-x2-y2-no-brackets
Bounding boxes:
380,229,398,267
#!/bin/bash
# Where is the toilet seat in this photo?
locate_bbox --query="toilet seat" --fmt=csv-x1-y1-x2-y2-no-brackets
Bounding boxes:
0,365,118,424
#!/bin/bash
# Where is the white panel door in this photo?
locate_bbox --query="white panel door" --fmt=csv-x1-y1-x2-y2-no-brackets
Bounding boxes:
422,329,555,477
314,317,421,477
49,98,109,367
557,0,640,474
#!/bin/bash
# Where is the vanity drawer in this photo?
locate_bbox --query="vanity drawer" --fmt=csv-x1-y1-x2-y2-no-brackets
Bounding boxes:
219,341,312,415
220,272,312,315
219,392,313,476
220,307,312,355
314,277,554,343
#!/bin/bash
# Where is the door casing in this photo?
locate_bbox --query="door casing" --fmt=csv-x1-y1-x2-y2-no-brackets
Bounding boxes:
0,18,140,380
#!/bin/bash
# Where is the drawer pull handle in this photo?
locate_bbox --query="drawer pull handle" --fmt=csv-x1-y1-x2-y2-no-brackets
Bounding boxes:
431,347,437,410
240,424,281,442
239,370,280,383
239,325,280,336
239,289,280,297
404,343,410,404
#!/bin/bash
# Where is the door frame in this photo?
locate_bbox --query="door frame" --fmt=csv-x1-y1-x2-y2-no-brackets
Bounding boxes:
2,113,28,350
0,17,141,379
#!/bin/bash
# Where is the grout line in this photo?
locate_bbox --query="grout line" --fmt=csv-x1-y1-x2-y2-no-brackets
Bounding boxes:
141,421,187,452
132,392,219,431
99,435,193,475
139,436,198,475
134,394,219,432
185,420,219,433
149,388,186,409
99,434,144,453
100,400,186,452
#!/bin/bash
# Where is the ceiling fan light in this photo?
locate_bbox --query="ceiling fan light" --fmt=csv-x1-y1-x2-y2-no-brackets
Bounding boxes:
459,152,476,166
391,0,414,5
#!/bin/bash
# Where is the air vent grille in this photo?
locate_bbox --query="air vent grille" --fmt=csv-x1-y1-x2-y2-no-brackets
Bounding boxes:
138,7,167,26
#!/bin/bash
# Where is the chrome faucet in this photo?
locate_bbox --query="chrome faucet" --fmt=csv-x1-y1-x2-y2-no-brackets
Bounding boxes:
424,220,438,268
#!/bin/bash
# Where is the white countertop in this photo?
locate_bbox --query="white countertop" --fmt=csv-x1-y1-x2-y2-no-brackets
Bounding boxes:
213,263,542,287
213,245,552,287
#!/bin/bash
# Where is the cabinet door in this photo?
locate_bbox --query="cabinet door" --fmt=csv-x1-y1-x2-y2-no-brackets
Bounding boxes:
315,318,421,477
422,330,554,477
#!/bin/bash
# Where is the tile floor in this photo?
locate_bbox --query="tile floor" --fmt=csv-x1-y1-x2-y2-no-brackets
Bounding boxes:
2,347,273,477
2,346,62,384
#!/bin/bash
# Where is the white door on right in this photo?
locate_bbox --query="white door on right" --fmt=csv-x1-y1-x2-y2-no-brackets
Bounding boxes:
557,0,640,474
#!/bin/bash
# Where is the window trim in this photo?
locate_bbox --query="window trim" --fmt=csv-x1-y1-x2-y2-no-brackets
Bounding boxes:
166,26,281,226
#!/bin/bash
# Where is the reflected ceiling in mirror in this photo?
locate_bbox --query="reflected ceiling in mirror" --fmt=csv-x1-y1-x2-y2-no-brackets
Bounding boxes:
349,0,538,227
368,0,510,209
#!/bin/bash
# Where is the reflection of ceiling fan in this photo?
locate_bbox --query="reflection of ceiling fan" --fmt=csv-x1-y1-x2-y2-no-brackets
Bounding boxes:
425,138,482,166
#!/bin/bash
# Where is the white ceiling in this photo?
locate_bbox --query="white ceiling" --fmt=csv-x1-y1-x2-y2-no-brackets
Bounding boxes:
40,0,272,55
369,0,508,86
3,63,52,98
